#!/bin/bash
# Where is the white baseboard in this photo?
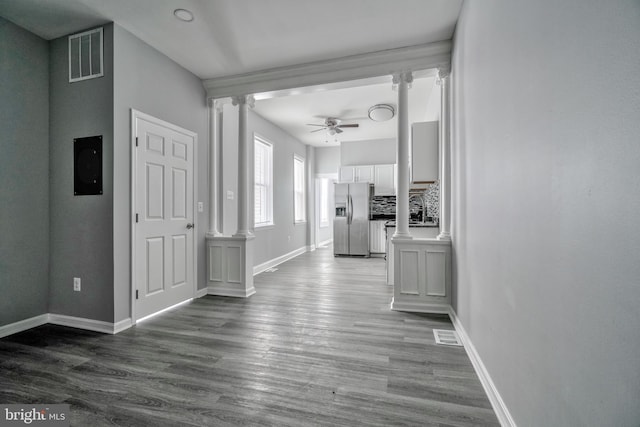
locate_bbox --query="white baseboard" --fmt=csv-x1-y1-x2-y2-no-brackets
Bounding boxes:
0,314,49,339
195,287,208,298
253,245,308,276
448,307,517,427
307,244,316,252
49,314,118,334
113,317,133,334
1,313,133,338
317,238,333,248
390,298,452,314
207,285,256,298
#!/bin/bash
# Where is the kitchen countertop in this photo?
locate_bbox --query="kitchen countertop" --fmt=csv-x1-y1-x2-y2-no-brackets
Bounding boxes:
384,221,439,228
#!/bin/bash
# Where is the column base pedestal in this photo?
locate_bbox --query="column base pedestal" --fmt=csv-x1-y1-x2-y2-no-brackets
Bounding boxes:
205,234,255,298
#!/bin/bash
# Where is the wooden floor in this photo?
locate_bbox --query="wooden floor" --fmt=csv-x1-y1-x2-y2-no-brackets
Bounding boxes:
0,246,499,426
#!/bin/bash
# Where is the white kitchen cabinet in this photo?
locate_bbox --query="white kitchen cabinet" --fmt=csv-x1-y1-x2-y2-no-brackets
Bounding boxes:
411,121,439,183
339,165,374,183
369,220,387,254
339,166,356,182
373,164,396,196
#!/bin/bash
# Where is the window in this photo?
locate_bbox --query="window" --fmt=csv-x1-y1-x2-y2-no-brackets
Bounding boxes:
254,136,273,227
319,178,329,226
293,155,306,223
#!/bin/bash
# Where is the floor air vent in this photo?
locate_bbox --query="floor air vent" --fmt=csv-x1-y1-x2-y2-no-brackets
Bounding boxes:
434,329,462,346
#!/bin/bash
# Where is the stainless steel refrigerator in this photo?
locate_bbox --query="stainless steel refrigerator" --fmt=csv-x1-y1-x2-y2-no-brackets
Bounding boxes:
334,182,371,256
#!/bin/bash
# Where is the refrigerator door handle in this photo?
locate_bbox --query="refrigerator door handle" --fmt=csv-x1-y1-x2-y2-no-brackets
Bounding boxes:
348,195,353,225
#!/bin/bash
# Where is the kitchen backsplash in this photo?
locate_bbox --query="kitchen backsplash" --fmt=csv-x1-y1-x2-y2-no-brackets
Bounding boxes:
370,181,440,221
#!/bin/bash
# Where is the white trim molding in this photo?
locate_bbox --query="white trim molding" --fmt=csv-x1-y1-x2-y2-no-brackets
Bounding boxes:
253,246,308,276
203,41,451,99
390,300,451,314
448,307,517,427
0,314,133,338
0,314,49,339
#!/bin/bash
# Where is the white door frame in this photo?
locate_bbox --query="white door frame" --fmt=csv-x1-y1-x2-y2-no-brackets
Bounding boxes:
130,109,198,323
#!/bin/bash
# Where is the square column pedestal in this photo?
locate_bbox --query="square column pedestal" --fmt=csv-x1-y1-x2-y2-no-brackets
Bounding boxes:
391,237,451,314
206,234,256,298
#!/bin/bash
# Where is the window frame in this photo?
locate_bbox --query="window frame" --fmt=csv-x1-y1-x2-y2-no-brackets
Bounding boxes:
293,154,306,224
254,134,274,228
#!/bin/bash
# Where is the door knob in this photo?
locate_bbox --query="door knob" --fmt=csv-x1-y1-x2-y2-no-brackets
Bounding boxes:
186,223,194,229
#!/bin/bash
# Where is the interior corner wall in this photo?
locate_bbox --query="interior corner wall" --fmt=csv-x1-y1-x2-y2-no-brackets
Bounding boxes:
112,24,208,323
49,24,114,323
451,1,640,425
340,138,395,166
0,17,50,327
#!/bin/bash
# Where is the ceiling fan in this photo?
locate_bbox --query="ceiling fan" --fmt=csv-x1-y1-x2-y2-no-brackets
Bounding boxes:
307,117,359,135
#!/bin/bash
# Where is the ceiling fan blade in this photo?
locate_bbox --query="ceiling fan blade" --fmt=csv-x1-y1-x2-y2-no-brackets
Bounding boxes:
334,127,344,134
338,124,359,128
306,123,327,127
310,128,326,133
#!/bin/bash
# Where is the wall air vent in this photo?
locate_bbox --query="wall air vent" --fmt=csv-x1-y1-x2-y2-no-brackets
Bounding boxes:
68,27,103,83
433,329,463,346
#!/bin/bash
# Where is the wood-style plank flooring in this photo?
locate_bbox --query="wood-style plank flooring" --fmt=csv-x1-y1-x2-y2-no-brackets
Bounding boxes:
0,246,499,426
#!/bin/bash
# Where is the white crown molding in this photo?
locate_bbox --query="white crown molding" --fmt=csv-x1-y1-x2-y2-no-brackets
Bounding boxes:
204,41,452,98
448,307,517,427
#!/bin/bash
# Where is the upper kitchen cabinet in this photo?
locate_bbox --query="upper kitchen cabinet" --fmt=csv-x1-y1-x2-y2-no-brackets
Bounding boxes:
339,165,374,183
373,164,396,196
411,121,439,183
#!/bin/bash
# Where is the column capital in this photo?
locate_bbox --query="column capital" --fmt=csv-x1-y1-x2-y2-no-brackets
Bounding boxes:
436,65,451,85
208,98,226,112
392,71,413,86
231,94,255,108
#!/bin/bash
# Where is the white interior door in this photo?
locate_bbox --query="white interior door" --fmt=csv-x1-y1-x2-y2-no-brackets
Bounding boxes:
134,112,195,321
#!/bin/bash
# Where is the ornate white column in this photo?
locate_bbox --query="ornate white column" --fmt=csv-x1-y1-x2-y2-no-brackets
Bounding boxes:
207,98,223,237
437,66,452,241
206,94,256,299
392,72,413,240
232,94,255,237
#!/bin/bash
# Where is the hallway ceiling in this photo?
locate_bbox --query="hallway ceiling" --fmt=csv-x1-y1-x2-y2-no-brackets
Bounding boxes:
0,0,462,80
0,0,459,147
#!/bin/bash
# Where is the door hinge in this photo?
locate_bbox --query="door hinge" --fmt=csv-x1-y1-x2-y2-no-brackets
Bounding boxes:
135,213,139,223
136,290,139,299
135,136,138,147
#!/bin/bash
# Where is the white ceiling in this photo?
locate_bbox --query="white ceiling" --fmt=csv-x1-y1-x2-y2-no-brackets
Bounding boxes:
253,75,441,147
0,0,462,80
0,0,460,146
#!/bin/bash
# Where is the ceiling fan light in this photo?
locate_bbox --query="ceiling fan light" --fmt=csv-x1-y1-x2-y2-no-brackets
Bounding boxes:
368,104,395,122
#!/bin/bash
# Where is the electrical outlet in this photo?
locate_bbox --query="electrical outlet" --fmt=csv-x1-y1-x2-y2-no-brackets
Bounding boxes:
197,202,204,212
73,277,81,292
227,190,234,200
288,235,291,241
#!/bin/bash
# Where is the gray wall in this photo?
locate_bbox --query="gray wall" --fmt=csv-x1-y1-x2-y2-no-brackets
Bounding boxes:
314,146,340,174
112,25,208,322
249,111,308,266
48,24,114,322
220,108,309,266
340,138,395,166
0,18,49,326
451,1,640,425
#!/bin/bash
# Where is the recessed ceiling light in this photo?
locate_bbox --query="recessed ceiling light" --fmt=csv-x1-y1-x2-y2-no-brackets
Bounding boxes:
174,8,194,22
368,104,395,122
